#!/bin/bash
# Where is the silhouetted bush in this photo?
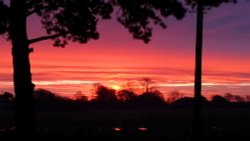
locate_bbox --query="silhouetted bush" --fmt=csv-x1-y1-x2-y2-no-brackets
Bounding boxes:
211,95,229,104
0,92,14,109
210,95,229,108
34,89,80,110
167,90,184,103
95,85,118,103
132,90,165,108
171,96,208,108
172,97,194,108
117,90,137,102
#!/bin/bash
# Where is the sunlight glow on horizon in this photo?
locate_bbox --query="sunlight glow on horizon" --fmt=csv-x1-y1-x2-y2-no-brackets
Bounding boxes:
1,77,250,98
111,85,121,91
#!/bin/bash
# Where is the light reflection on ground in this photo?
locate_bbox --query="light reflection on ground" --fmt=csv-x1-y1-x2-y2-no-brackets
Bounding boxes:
113,127,148,132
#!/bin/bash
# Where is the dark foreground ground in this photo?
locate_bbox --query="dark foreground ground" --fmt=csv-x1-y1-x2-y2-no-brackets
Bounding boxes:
1,109,250,140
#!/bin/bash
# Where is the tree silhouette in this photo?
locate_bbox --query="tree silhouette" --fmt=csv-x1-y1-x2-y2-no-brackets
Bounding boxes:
95,84,117,103
245,95,250,102
74,91,88,102
185,0,238,140
34,88,58,102
167,90,184,103
135,90,165,107
211,95,229,104
0,92,14,103
223,93,246,102
117,89,137,102
234,95,245,102
140,78,156,93
0,0,186,137
224,92,234,102
34,88,75,110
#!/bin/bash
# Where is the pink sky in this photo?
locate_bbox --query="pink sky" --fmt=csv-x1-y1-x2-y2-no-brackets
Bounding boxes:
1,1,250,99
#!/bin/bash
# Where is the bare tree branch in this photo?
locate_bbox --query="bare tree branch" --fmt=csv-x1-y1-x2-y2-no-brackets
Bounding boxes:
28,32,68,44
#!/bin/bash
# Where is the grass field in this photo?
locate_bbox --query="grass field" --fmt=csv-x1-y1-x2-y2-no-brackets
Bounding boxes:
1,109,250,140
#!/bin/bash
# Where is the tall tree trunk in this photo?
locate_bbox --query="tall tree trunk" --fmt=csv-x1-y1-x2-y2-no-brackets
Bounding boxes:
193,0,203,140
9,0,36,137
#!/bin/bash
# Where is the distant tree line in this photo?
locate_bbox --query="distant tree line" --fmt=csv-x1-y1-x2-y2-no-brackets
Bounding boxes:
1,85,250,110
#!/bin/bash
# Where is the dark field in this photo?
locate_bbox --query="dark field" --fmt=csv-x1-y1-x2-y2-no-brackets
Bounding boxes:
1,109,250,140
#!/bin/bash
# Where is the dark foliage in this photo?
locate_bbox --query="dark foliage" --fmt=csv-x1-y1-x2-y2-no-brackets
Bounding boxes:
0,92,14,102
211,95,229,104
167,90,184,103
34,89,59,101
210,95,229,108
26,0,114,47
117,90,137,102
224,92,234,102
0,92,14,109
0,0,9,34
185,0,237,10
23,0,186,46
172,96,208,108
114,0,186,43
34,89,82,111
94,84,118,103
134,91,165,106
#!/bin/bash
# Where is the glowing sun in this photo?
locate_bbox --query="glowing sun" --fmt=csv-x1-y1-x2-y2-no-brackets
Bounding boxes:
111,85,121,91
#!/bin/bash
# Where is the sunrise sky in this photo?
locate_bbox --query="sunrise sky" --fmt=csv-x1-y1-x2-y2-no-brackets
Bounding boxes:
1,1,250,99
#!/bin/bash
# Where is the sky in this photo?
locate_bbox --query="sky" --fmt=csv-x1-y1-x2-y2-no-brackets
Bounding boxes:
1,1,250,99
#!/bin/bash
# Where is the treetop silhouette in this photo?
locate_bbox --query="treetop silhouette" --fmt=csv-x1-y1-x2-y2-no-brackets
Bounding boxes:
114,0,186,43
1,0,186,47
